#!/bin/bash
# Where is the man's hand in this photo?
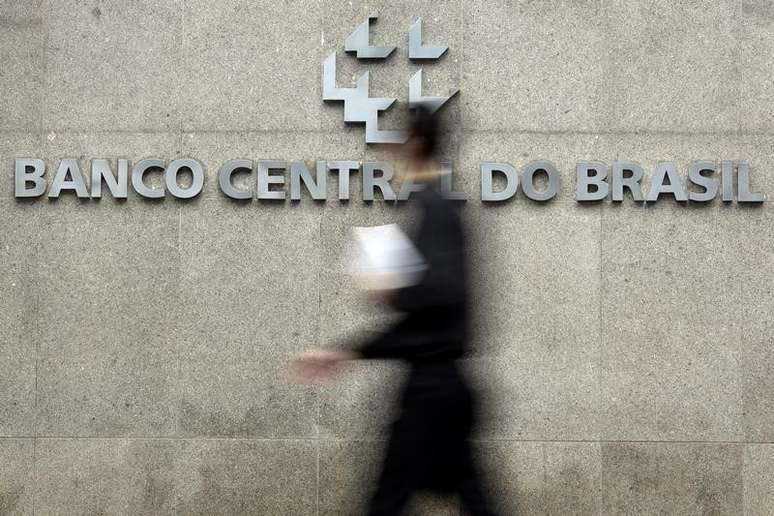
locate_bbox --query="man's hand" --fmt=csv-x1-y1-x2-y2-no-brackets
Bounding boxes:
288,349,359,385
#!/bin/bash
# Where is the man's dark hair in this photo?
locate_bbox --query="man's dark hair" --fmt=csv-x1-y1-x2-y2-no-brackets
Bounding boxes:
409,105,439,159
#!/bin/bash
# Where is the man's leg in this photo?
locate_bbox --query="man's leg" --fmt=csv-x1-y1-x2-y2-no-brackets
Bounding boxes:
457,444,500,516
366,416,432,516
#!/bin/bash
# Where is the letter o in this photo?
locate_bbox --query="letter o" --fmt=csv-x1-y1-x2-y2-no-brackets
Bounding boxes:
521,160,560,201
165,159,205,199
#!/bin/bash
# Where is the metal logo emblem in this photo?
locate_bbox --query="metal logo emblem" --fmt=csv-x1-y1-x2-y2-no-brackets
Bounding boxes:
322,15,460,144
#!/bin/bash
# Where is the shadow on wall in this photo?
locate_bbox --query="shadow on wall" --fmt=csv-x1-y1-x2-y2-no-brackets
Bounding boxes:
0,492,21,516
315,422,598,515
178,401,279,438
31,440,177,515
475,445,596,516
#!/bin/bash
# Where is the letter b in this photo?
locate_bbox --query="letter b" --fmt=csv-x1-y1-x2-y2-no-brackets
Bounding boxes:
15,158,46,197
575,161,609,201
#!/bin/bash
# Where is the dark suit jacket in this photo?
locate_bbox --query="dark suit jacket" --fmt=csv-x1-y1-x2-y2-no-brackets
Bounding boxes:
355,181,469,364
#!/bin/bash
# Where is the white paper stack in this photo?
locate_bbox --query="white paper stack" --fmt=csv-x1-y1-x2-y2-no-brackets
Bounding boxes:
348,224,428,290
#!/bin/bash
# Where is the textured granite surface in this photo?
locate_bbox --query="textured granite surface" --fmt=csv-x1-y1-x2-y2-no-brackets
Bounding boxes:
1,0,772,513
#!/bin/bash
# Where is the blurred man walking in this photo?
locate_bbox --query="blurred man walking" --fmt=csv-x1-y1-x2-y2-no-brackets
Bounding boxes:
293,108,499,516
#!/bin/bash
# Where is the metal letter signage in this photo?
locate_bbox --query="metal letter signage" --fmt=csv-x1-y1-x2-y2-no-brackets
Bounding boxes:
8,14,768,206
345,14,395,59
12,158,768,204
409,70,459,115
409,18,448,60
323,15,460,144
322,53,407,144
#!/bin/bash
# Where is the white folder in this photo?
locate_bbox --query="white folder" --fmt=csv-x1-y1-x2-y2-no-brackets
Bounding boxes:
348,224,428,290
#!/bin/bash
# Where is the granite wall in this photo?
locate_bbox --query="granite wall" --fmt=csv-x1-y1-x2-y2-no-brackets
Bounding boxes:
1,0,773,514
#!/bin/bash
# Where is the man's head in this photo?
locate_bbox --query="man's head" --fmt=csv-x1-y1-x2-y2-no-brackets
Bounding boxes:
404,106,439,164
